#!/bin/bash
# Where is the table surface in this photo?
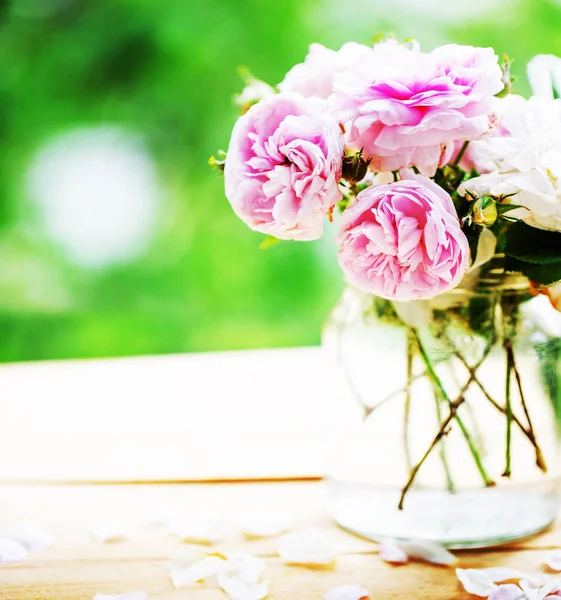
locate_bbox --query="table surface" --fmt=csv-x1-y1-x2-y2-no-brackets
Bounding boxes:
1,481,559,600
0,347,347,482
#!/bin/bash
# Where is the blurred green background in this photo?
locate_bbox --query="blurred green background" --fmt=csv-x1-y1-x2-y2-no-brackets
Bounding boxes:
0,0,558,362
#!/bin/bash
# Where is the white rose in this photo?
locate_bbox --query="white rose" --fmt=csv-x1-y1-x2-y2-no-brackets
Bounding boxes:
460,94,561,232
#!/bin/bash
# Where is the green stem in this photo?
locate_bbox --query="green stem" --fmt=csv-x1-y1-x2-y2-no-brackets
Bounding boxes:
442,333,547,472
403,329,414,472
433,384,455,492
503,341,513,478
453,140,469,167
412,329,495,487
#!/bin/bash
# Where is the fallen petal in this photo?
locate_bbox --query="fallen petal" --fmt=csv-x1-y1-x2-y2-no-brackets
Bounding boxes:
479,568,529,582
324,584,370,600
379,540,408,565
399,540,456,566
240,515,292,539
218,573,268,600
277,531,337,567
456,568,499,597
169,554,226,589
546,551,561,572
224,552,266,585
93,593,147,600
488,584,525,600
91,524,128,543
168,519,225,545
6,525,54,551
0,538,27,564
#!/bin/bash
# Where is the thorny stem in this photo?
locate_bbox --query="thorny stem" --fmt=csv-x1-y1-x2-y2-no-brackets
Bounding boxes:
398,345,494,510
444,334,547,472
433,382,456,492
403,329,415,472
505,339,547,471
398,404,459,510
412,330,495,485
503,341,513,478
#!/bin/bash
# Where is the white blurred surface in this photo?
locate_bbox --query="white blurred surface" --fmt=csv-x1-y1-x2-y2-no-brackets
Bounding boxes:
0,347,350,482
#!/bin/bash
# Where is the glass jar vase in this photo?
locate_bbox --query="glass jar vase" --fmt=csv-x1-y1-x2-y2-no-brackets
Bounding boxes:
323,257,561,548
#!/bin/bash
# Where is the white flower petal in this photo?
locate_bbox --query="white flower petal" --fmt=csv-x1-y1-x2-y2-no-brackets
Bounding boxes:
277,531,337,566
399,540,456,566
456,568,499,597
478,568,529,582
218,573,268,600
488,584,525,600
379,540,408,565
169,552,227,589
546,550,561,572
91,524,128,543
0,538,27,564
324,584,370,600
240,515,292,539
93,592,147,600
168,518,225,545
6,525,54,551
457,568,530,597
224,552,266,585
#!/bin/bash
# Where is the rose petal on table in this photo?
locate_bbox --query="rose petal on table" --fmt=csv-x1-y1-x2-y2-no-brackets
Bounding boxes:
0,538,27,564
478,568,529,582
168,519,225,545
218,573,268,600
6,525,54,551
457,568,528,597
456,568,499,596
520,575,561,600
240,514,292,539
488,584,525,600
399,540,456,566
379,540,408,565
169,553,227,588
91,524,128,543
93,592,147,600
546,550,561,572
323,584,370,600
277,531,337,567
224,552,266,584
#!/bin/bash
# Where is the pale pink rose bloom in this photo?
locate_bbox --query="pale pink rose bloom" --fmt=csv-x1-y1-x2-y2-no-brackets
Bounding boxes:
332,41,503,173
224,93,344,240
278,42,374,100
337,176,469,301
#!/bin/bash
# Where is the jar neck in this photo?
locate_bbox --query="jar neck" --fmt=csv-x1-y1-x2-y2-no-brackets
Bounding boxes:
458,254,530,294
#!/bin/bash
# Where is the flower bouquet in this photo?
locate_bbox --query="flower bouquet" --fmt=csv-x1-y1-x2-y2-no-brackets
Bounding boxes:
213,39,561,547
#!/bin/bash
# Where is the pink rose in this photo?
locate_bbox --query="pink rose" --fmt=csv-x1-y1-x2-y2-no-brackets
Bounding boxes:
337,176,469,301
332,41,503,173
224,93,344,240
278,42,374,100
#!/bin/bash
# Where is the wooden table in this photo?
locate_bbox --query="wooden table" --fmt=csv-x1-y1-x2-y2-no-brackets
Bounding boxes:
0,481,559,599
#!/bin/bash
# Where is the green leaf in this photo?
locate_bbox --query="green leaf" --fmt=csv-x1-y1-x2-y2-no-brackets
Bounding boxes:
504,221,561,264
505,256,561,286
463,222,483,265
497,203,524,216
259,235,282,250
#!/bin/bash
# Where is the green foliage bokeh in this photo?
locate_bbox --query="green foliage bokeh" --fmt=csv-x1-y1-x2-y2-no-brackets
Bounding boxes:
0,0,559,362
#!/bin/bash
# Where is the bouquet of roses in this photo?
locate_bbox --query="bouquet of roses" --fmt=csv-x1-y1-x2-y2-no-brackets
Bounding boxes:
213,39,561,306
212,39,561,510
